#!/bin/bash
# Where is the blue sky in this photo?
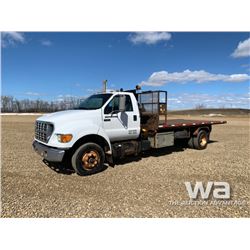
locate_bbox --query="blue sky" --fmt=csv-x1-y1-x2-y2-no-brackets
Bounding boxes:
1,32,250,109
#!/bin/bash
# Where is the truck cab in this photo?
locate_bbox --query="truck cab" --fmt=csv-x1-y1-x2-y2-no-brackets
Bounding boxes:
33,91,141,175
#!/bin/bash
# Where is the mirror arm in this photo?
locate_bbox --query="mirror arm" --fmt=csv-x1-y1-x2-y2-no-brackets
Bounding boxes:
110,109,124,116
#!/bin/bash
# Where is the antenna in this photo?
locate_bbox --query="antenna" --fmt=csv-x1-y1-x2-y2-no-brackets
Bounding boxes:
102,80,107,93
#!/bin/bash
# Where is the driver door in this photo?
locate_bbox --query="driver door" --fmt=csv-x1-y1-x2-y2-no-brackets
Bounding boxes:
102,94,139,142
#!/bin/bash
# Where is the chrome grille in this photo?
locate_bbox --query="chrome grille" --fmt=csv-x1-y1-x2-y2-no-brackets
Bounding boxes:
35,121,53,143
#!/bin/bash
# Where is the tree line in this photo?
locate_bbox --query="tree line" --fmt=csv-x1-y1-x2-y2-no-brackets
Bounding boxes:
1,95,83,113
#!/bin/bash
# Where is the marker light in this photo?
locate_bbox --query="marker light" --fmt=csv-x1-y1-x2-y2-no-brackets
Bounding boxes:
57,134,73,143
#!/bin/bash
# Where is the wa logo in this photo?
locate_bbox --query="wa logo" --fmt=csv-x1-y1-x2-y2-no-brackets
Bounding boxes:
185,181,230,200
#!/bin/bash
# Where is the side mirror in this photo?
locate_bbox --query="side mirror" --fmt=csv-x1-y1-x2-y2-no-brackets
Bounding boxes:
119,95,126,112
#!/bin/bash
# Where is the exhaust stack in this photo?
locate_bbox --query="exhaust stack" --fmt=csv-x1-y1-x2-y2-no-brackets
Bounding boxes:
102,80,107,93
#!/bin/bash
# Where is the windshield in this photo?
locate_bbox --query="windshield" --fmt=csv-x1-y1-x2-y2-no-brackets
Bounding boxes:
77,94,112,110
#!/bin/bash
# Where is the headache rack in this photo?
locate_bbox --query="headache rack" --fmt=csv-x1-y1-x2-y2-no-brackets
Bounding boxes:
136,90,168,132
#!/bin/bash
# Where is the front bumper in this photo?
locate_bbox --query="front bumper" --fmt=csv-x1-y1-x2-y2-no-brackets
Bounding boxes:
33,140,66,162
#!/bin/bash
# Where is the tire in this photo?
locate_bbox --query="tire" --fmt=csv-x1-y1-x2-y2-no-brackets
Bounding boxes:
71,142,105,176
193,130,209,150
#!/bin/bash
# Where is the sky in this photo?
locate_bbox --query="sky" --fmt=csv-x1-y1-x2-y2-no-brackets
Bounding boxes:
1,32,250,109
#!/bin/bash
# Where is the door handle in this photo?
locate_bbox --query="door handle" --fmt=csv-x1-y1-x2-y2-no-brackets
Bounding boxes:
133,115,137,121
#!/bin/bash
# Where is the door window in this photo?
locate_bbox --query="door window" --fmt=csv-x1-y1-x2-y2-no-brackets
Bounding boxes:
104,95,133,114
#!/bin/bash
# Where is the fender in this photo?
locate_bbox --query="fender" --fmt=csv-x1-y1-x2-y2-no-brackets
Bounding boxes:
97,126,112,153
46,121,112,154
192,126,211,136
46,121,101,148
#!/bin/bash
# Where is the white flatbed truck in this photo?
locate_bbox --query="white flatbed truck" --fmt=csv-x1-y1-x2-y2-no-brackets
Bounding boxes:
33,88,226,175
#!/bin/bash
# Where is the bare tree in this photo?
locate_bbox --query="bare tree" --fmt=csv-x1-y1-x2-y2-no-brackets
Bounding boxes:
195,103,206,110
1,95,84,113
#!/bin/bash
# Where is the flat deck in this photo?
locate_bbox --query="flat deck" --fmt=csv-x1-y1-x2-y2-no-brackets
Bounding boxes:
158,119,227,129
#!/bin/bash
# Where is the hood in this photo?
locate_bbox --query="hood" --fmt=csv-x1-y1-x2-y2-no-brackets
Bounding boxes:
37,109,102,124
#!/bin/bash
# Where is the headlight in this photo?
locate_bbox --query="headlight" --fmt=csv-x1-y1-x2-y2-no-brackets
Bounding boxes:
57,134,73,143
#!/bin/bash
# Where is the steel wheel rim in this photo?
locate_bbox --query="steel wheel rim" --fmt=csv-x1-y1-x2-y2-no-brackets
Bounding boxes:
82,150,100,170
200,134,207,146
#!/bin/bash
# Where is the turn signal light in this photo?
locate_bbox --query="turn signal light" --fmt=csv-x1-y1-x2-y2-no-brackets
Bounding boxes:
57,134,73,143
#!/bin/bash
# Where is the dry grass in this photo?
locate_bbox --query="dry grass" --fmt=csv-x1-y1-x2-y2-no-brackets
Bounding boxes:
1,115,249,217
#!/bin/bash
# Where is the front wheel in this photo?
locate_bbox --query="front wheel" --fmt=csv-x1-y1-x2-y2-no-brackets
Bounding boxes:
71,143,105,176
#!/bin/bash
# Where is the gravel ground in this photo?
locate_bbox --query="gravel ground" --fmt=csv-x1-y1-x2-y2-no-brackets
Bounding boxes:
1,115,249,217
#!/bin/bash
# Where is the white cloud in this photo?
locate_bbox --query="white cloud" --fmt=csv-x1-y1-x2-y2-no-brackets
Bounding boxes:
168,93,250,110
41,39,52,46
225,74,250,82
1,32,25,47
56,94,79,102
128,32,171,45
231,38,250,58
141,69,250,86
25,92,41,96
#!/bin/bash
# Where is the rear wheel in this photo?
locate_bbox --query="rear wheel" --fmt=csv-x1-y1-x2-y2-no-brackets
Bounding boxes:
193,130,209,150
71,143,105,176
